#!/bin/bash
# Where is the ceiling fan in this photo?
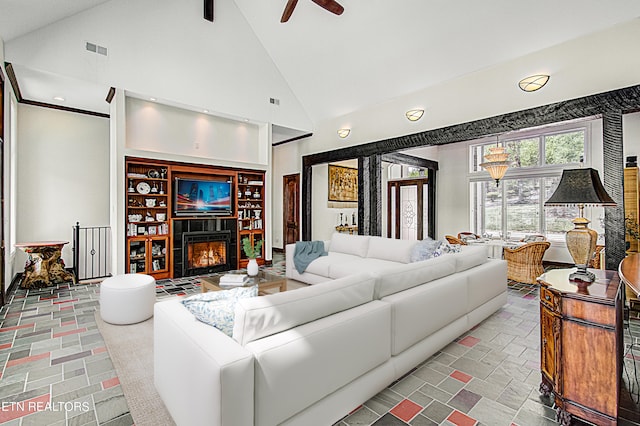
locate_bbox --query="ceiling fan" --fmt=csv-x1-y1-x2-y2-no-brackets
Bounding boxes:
281,0,344,23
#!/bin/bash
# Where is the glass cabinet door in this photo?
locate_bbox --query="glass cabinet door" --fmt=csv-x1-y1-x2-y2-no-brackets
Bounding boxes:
150,237,168,272
128,239,147,273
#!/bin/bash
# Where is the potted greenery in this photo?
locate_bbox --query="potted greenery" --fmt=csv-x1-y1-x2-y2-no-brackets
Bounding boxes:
242,237,263,276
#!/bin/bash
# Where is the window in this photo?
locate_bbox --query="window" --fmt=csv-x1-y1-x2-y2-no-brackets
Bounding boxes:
470,124,587,240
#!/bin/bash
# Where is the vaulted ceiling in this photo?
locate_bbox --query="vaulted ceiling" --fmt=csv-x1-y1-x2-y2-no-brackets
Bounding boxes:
3,0,640,141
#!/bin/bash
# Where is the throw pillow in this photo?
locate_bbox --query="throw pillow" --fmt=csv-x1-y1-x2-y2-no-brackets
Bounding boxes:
410,238,443,262
181,285,258,336
439,240,462,254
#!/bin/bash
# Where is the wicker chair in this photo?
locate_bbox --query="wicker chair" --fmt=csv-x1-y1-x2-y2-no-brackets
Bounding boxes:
457,232,481,240
520,234,546,243
445,235,466,245
503,241,551,284
588,244,605,269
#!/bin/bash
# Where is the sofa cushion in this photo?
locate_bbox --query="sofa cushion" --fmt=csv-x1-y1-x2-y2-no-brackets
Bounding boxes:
381,274,468,355
373,255,457,299
450,245,488,272
329,232,370,257
233,272,376,345
246,301,391,426
328,258,402,280
304,252,357,277
181,285,258,336
366,236,416,263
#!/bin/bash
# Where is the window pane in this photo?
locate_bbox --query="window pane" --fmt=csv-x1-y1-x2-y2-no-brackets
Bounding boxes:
471,145,483,172
544,176,577,237
472,181,502,238
505,178,540,239
506,138,540,168
544,131,584,165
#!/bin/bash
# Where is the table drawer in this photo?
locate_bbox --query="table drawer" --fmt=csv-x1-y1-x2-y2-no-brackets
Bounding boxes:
540,286,559,311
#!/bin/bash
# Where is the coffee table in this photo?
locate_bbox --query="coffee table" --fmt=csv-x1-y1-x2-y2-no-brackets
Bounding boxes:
200,270,287,295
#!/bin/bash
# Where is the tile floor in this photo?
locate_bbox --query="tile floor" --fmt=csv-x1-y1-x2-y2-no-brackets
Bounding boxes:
0,256,638,425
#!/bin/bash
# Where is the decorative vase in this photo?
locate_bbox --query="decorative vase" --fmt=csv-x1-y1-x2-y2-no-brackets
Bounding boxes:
247,258,259,276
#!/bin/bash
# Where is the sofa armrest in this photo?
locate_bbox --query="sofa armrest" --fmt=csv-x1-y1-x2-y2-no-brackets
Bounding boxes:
154,299,254,426
285,240,330,279
285,243,296,279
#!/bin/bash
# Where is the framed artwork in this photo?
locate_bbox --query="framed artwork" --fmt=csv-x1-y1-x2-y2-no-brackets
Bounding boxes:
328,164,358,205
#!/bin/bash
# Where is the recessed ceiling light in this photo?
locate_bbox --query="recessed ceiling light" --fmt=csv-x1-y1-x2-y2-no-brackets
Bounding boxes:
53,96,65,102
150,97,157,102
244,118,249,122
203,109,209,113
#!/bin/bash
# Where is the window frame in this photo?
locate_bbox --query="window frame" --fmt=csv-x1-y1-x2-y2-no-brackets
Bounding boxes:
468,122,592,242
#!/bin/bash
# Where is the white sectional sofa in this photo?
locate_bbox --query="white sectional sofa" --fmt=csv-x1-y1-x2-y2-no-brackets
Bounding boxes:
154,233,507,426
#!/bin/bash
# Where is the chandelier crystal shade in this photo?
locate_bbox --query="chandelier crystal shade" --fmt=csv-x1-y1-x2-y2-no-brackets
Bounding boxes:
479,145,510,185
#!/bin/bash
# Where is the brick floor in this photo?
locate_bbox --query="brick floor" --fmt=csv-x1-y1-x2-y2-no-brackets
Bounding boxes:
0,259,638,425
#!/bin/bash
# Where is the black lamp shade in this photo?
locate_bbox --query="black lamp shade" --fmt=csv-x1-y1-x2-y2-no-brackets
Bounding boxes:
545,168,616,206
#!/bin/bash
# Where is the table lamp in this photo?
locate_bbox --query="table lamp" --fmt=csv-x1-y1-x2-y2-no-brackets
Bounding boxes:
544,168,616,283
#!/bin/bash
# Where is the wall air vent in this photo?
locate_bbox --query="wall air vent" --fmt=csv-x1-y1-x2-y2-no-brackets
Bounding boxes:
86,42,108,56
269,97,280,106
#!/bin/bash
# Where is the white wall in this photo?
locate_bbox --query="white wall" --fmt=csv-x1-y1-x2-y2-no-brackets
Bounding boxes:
311,160,358,242
15,104,110,268
271,20,640,261
5,0,313,132
126,98,263,165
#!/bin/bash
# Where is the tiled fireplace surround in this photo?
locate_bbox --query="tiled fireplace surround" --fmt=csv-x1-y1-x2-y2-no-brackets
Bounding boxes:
172,218,238,278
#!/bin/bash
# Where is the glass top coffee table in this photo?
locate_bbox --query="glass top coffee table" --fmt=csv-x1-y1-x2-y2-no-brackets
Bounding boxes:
200,270,287,295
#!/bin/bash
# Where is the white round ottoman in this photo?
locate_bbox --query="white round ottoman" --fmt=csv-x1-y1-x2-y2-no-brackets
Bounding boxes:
99,273,156,325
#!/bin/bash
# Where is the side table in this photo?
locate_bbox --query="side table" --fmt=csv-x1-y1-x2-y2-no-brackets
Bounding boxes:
537,268,622,426
16,241,76,288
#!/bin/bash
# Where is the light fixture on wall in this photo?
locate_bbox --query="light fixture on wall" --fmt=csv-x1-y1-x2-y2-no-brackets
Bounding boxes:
479,143,511,186
405,109,424,122
544,168,616,284
337,128,351,138
518,74,550,92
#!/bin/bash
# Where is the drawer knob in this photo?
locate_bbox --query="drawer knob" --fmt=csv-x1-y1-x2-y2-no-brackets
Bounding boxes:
545,294,551,301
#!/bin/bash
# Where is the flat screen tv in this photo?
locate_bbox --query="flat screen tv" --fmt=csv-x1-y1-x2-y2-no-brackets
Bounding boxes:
174,178,232,216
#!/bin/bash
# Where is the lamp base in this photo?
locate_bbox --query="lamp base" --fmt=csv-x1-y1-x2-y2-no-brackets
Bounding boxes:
568,268,595,283
565,216,597,284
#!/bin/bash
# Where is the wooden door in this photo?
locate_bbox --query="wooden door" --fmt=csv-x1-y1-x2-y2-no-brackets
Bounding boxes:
387,178,429,240
283,174,300,245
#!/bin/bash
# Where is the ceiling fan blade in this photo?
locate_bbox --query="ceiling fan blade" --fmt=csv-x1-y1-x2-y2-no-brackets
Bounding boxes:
281,0,299,22
310,0,344,16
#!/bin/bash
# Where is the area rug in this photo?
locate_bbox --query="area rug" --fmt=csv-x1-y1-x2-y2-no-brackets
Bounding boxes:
94,313,175,426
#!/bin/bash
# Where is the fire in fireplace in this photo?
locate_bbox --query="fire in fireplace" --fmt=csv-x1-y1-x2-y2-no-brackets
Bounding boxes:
181,230,233,276
187,241,227,269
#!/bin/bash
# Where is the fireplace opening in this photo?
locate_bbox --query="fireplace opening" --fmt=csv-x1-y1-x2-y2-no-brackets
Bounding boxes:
182,230,233,276
188,241,227,269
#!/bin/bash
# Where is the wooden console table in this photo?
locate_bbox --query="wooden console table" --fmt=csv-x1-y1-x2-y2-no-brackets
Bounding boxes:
538,268,622,426
335,225,358,234
16,241,76,288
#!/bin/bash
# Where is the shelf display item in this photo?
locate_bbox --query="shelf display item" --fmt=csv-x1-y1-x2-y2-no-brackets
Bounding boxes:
136,181,151,194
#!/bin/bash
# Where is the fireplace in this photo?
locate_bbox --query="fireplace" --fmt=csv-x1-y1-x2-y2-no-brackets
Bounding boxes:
173,218,237,278
183,231,232,276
